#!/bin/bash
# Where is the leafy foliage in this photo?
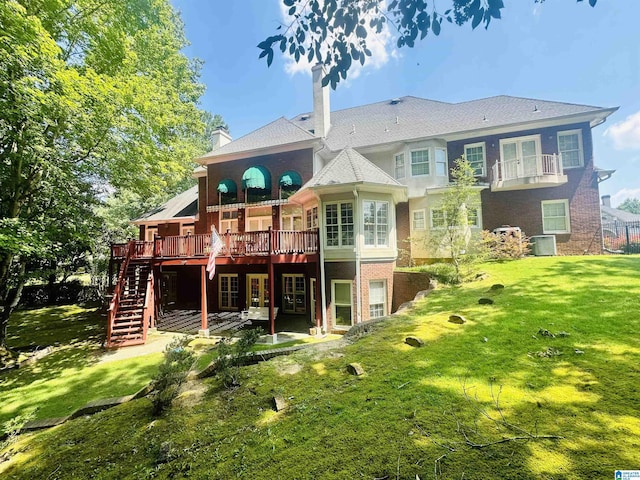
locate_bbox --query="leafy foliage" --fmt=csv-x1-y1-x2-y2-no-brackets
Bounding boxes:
618,197,640,215
428,157,484,283
216,328,264,389
481,229,531,260
151,337,195,416
260,0,598,88
0,0,220,346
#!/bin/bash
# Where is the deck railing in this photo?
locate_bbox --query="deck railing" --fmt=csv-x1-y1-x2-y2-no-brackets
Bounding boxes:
111,229,320,260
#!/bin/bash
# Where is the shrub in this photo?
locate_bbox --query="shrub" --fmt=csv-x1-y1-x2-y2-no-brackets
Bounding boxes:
482,230,530,260
150,337,195,416
216,328,263,389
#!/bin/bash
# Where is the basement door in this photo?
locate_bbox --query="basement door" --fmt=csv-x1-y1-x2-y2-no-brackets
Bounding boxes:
247,274,269,308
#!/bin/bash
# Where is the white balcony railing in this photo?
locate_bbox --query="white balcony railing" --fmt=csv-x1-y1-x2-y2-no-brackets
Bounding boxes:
490,154,569,191
492,154,564,183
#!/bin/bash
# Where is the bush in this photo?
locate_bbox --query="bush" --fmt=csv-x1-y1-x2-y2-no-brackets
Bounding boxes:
150,337,195,416
216,328,263,389
482,230,530,260
410,262,459,285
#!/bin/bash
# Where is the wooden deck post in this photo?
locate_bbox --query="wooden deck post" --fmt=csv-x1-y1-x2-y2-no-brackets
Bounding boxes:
199,265,209,336
268,227,275,336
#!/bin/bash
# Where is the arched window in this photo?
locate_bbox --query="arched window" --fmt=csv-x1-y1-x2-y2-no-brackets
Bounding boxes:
242,166,272,203
217,179,238,205
279,170,302,199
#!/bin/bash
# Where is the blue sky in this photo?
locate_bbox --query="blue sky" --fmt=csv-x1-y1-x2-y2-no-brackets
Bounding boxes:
172,0,640,206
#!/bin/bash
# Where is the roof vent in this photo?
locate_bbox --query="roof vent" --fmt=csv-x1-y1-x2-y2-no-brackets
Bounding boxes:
533,105,540,113
300,114,310,120
483,115,487,122
390,98,401,105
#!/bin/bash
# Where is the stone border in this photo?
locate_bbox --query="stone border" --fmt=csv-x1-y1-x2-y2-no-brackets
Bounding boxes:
13,286,433,436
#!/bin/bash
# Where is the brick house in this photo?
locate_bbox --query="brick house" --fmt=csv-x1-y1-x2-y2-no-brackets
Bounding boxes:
107,65,617,346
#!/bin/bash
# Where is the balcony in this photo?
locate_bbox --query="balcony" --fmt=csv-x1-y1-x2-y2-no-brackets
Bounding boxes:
111,230,320,262
491,154,568,192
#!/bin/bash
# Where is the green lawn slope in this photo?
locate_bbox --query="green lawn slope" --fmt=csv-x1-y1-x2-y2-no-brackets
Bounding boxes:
2,256,639,479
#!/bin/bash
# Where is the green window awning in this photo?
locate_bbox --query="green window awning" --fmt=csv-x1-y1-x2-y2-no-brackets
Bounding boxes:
242,166,271,190
279,170,302,188
217,179,237,194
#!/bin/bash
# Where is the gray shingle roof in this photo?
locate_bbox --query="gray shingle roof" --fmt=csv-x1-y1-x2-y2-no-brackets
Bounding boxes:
302,147,403,189
200,117,315,158
134,185,198,223
200,94,614,161
293,95,613,151
601,205,640,222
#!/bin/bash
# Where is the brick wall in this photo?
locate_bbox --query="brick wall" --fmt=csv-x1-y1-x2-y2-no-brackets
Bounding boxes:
392,271,433,312
448,122,602,255
206,149,314,209
360,261,395,322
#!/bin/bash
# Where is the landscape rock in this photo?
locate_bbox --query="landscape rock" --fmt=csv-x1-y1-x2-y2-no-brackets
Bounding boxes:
478,298,494,305
448,314,467,325
405,336,424,348
272,395,287,412
490,284,505,291
557,331,570,337
574,349,585,355
537,328,555,338
475,272,489,281
346,362,365,376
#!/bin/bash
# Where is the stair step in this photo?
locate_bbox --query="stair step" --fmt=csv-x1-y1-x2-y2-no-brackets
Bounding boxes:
108,338,146,348
111,326,144,334
115,316,143,323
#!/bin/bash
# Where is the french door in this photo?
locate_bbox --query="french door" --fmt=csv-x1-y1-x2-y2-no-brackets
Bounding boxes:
500,136,541,179
283,274,306,314
247,274,269,308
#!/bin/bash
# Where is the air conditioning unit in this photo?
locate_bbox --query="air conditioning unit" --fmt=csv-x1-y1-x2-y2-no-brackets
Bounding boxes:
530,235,557,256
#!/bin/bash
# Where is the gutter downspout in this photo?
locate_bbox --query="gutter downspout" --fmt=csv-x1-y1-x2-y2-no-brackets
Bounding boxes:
353,188,362,325
318,196,328,333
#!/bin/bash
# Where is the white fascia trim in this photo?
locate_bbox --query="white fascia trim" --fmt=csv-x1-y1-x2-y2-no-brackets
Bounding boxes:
196,139,319,165
132,216,196,226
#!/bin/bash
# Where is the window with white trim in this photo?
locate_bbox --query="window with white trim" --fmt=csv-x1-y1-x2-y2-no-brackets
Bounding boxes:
412,210,426,230
411,149,430,176
219,274,239,310
542,199,570,234
306,206,318,230
369,280,386,319
435,148,448,176
467,207,480,228
464,142,486,176
325,202,354,247
220,210,238,233
394,153,405,179
558,130,583,169
431,208,447,229
145,227,157,242
363,200,389,247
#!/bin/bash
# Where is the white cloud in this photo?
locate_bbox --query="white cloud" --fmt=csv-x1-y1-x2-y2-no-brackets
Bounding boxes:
278,0,394,82
604,111,640,150
611,188,640,207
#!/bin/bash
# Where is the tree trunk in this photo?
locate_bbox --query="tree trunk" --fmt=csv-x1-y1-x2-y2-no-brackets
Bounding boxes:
0,260,27,348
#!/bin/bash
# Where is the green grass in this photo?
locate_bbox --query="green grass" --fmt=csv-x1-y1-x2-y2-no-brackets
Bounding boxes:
2,256,639,479
0,306,163,425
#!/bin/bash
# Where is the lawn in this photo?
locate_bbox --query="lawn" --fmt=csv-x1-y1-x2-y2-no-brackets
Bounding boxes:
1,256,639,479
0,306,163,425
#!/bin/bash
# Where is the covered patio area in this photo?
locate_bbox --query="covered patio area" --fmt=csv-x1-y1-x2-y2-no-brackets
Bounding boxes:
156,309,311,336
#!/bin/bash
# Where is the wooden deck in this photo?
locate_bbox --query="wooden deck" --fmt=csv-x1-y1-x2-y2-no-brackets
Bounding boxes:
157,310,251,335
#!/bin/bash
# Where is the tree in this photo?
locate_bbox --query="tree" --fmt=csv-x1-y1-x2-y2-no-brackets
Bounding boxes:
259,0,598,88
428,158,483,284
618,198,640,215
0,0,217,348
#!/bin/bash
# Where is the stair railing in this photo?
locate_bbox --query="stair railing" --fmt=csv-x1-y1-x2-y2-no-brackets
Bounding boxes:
107,240,135,347
142,269,154,342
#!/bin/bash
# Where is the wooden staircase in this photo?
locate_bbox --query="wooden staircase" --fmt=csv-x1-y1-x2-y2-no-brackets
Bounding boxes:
107,242,154,348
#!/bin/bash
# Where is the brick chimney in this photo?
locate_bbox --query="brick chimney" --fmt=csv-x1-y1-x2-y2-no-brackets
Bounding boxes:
602,195,611,208
211,127,232,151
312,63,330,138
